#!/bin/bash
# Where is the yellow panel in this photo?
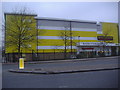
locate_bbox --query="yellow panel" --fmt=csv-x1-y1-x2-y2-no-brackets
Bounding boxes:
38,39,98,46
72,31,97,37
38,29,97,37
101,22,118,44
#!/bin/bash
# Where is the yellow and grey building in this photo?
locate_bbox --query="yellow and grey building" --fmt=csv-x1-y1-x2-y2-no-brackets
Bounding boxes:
5,13,120,61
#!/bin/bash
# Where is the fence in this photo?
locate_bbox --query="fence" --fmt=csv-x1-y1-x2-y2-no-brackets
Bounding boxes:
3,49,77,63
3,47,120,63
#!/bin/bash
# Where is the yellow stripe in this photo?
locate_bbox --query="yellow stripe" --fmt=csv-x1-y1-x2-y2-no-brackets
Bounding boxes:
38,29,97,37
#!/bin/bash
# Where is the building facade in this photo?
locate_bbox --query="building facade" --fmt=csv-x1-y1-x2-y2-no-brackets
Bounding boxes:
4,13,120,62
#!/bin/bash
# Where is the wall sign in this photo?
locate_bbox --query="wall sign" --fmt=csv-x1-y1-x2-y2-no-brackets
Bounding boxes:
97,36,113,41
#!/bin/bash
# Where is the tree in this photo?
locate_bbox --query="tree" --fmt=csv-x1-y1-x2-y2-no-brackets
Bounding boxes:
102,32,112,56
59,27,70,59
59,27,76,59
5,7,37,60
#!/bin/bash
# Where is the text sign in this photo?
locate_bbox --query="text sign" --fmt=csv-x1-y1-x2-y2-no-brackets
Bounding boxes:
97,36,113,41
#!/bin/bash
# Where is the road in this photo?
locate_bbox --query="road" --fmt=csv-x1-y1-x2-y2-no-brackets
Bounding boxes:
2,56,119,88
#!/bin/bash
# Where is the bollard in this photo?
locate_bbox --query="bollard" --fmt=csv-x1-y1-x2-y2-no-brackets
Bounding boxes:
19,58,24,69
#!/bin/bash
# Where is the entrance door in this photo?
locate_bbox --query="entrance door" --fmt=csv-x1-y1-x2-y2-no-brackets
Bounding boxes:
79,51,96,58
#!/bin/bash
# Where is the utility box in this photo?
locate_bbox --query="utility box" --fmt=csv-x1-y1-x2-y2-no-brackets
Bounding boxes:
19,58,24,69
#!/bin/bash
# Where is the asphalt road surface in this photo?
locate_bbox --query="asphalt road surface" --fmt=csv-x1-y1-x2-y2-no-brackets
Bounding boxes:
2,56,119,88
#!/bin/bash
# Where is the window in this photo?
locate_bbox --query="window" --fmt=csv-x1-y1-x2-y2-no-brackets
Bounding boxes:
97,24,102,34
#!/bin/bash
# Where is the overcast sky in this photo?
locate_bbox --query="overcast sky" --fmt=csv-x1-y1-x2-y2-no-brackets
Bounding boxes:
2,2,118,23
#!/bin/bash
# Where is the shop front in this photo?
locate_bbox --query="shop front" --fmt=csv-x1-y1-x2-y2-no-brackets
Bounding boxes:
76,42,118,58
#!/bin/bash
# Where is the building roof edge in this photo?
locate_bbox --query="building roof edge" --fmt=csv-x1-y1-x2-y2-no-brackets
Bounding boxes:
4,12,37,16
34,17,97,24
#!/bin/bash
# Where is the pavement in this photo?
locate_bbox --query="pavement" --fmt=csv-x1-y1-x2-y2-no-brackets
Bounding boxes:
8,56,120,74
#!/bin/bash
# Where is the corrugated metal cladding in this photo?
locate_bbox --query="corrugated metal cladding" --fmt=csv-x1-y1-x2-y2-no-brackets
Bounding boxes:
37,19,98,52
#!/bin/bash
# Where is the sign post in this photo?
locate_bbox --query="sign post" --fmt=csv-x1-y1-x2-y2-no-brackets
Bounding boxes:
19,58,24,69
